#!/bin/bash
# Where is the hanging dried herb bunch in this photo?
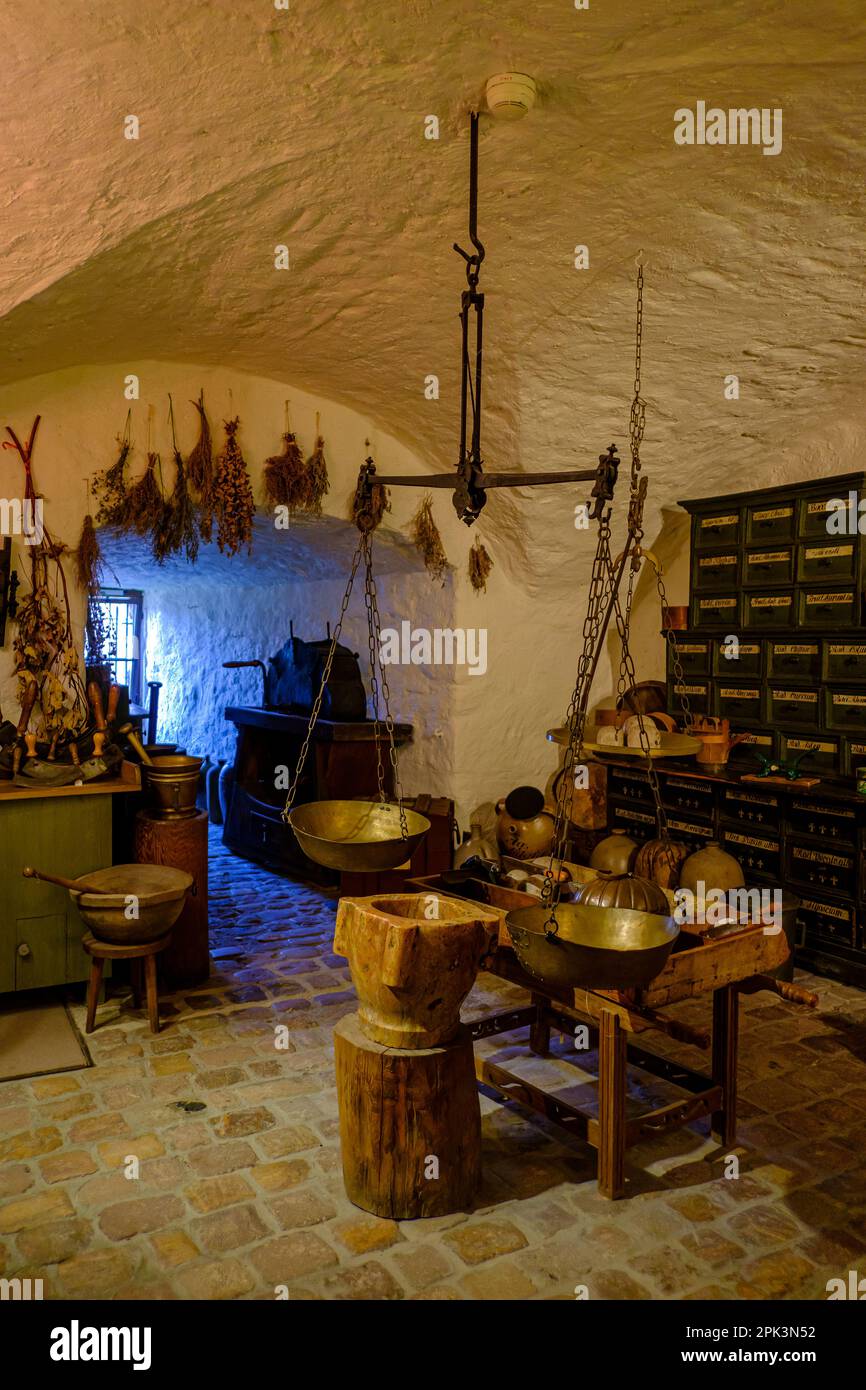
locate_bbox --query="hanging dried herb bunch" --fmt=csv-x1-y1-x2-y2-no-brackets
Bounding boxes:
350,457,390,533
411,493,449,583
469,536,493,592
152,398,199,565
264,430,306,511
75,511,101,593
213,416,254,556
93,411,132,527
125,452,162,537
187,391,214,542
304,431,329,516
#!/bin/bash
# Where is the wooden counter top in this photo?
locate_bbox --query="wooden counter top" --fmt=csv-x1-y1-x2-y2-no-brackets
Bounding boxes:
0,760,141,802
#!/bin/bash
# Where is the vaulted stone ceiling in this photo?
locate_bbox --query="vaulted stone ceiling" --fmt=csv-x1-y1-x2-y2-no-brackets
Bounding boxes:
2,0,864,589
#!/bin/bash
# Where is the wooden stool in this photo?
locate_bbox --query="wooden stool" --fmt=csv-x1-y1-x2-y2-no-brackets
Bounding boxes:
334,1011,481,1218
82,933,171,1034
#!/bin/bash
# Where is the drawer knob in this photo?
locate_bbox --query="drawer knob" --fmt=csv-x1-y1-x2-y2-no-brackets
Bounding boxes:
17,943,31,958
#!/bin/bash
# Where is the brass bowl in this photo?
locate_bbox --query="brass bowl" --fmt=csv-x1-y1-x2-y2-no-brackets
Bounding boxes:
505,901,679,990
288,800,431,872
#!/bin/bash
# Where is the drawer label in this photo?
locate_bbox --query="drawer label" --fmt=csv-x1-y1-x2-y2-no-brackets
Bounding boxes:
674,684,707,696
829,645,866,656
832,694,866,707
667,781,713,795
668,819,712,835
699,554,737,566
807,500,835,514
801,898,851,922
700,598,737,609
753,507,792,521
770,689,817,703
791,801,854,818
750,596,791,607
737,732,773,746
615,809,655,825
678,644,708,654
719,687,761,699
725,833,778,852
774,644,818,655
701,514,738,527
786,738,835,754
848,742,866,756
748,551,789,564
806,592,853,603
724,791,778,806
792,849,851,868
804,545,853,559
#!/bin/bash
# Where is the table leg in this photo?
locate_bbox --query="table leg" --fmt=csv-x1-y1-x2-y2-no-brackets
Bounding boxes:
597,1007,626,1199
711,984,738,1146
529,993,551,1056
85,958,104,1034
144,954,160,1034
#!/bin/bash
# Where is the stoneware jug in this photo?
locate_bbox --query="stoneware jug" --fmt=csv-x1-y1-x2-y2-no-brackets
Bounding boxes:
334,892,499,1048
495,785,555,861
589,829,638,874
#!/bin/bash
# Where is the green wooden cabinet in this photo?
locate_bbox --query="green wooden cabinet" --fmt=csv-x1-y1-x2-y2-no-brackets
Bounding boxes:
0,794,113,992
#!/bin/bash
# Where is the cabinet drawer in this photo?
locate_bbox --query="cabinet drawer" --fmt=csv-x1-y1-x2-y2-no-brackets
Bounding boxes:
720,830,781,881
694,510,741,551
765,685,820,729
608,805,656,842
728,730,776,766
785,840,857,897
607,768,653,805
798,588,860,628
743,548,794,587
670,641,710,677
825,688,866,735
767,642,820,683
799,489,857,538
714,683,764,726
664,817,715,851
796,894,856,948
843,738,866,779
746,503,795,545
660,778,716,821
742,591,794,629
719,786,780,829
712,639,763,679
694,552,739,590
823,641,866,683
779,731,841,777
784,798,857,846
691,594,740,629
668,679,711,717
797,541,857,585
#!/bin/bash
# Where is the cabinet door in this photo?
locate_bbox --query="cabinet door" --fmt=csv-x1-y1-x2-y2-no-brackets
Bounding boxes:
15,914,68,989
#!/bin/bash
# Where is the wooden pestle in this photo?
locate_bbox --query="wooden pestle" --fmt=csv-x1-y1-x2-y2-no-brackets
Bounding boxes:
116,722,153,766
22,865,110,896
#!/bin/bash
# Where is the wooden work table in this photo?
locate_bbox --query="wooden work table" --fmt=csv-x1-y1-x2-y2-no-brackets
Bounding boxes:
0,762,142,993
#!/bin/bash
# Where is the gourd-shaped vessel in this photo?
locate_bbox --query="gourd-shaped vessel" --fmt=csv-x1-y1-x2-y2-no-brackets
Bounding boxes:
634,837,689,889
679,840,745,897
589,829,638,875
576,870,669,915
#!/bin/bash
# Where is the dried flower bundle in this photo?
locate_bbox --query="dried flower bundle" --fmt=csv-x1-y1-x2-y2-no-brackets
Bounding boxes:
411,493,448,583
213,417,254,556
304,434,329,515
75,513,102,593
125,452,162,537
93,414,132,527
468,536,493,592
187,392,214,542
264,431,306,511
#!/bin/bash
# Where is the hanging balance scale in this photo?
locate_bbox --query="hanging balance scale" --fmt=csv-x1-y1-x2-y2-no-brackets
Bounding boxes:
283,112,640,879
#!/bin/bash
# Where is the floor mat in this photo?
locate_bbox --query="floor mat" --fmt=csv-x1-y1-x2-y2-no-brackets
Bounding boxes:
0,995,91,1083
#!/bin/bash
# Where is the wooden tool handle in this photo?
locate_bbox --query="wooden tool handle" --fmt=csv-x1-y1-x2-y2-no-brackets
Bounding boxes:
87,681,106,730
22,865,109,896
17,678,38,735
116,722,153,765
750,974,818,1008
93,731,106,756
24,732,38,757
106,684,120,724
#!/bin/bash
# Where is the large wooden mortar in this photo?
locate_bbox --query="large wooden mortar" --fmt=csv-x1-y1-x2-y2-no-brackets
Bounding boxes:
334,891,499,1048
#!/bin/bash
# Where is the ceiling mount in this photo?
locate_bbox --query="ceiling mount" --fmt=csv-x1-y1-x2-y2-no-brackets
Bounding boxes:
485,72,537,121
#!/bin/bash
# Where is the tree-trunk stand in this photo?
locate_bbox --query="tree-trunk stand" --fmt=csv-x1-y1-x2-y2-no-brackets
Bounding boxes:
334,1011,481,1219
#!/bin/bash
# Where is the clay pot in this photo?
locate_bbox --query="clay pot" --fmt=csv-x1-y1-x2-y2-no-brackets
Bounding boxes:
334,893,500,1048
576,871,669,915
679,840,745,898
495,786,555,861
589,829,638,875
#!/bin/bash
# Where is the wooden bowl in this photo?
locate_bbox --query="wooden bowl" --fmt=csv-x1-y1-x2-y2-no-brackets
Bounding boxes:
69,864,193,944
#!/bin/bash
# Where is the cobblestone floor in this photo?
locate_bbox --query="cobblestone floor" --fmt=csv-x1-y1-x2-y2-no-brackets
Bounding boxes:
2,829,866,1300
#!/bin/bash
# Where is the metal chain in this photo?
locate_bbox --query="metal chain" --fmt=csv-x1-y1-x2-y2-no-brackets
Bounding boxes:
656,564,693,732
281,536,366,821
361,533,409,842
